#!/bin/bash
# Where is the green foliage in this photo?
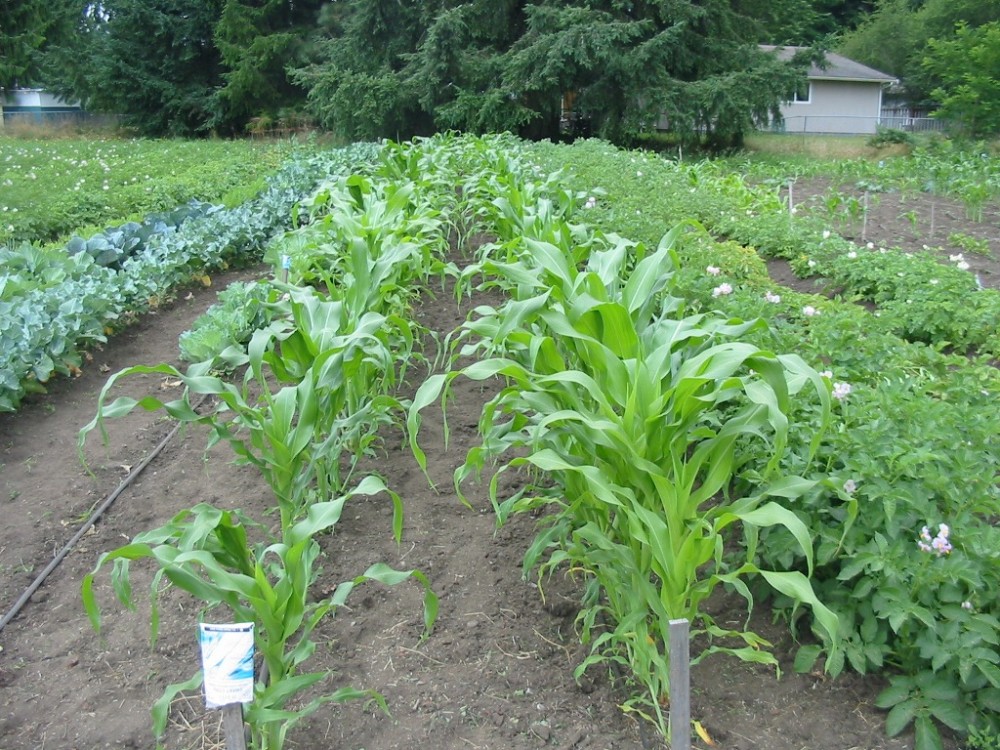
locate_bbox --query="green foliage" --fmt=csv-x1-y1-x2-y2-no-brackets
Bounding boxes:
45,0,227,137
838,0,1000,106
0,137,288,246
83,494,436,750
65,201,225,270
78,135,478,748
969,726,1000,750
179,280,275,365
212,0,324,133
291,0,817,148
923,22,1000,138
525,136,1000,747
868,127,915,148
406,138,839,734
11,130,994,748
41,0,327,136
534,139,1000,356
948,232,992,256
0,142,380,413
0,0,81,88
290,0,445,141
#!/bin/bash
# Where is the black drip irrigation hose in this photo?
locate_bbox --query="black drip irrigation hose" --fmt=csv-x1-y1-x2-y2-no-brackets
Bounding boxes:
0,395,211,634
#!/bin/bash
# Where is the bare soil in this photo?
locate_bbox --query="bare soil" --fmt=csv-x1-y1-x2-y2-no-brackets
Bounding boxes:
0,182,983,750
769,177,1000,295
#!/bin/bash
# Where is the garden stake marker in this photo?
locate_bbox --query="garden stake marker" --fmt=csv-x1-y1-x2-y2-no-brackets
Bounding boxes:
862,190,869,242
199,623,254,750
669,618,691,750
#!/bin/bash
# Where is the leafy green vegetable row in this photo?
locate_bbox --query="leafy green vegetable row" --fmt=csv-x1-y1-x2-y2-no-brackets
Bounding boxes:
0,143,379,412
533,140,1000,357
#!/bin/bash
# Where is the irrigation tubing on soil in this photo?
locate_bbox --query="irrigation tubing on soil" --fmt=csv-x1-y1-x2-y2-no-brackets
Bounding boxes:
0,394,211,634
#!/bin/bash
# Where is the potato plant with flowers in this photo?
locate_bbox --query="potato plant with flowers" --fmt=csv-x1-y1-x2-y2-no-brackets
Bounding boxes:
534,139,1000,357
0,137,289,245
525,137,1000,748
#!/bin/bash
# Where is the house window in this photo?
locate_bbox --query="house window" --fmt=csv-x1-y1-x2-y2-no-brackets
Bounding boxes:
789,81,811,104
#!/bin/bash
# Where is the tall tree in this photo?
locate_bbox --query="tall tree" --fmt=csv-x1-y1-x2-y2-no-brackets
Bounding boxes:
836,0,919,83
0,0,83,88
401,1,532,135
291,0,444,140
499,2,814,147
1,0,87,129
45,0,226,136
293,0,816,149
212,0,325,133
838,0,1000,105
923,21,1000,137
3,1,58,88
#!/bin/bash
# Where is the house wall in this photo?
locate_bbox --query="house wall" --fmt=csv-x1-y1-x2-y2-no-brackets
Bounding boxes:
777,80,884,134
1,89,82,126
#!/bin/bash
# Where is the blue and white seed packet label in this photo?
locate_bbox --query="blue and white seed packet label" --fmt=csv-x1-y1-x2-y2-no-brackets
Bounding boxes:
198,622,255,709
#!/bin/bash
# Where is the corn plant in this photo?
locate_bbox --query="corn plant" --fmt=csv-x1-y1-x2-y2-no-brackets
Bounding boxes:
82,482,437,750
266,171,454,303
80,285,414,531
410,225,840,734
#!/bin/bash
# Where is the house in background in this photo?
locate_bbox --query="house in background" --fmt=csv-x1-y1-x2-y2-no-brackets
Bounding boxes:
0,88,83,128
761,46,898,135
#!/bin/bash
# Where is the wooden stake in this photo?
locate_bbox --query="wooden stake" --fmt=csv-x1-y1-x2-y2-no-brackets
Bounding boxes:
669,618,691,750
861,190,869,242
222,703,248,750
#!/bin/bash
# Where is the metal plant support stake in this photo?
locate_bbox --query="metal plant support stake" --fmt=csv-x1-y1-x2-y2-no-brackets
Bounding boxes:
669,618,691,750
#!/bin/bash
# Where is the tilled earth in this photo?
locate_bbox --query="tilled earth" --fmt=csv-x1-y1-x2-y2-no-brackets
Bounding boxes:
1,175,986,749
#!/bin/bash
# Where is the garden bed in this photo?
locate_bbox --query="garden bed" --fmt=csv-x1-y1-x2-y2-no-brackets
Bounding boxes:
4,133,993,750
0,262,949,750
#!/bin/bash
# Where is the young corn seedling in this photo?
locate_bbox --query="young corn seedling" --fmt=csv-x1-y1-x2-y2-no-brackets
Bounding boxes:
79,285,413,531
81,482,437,750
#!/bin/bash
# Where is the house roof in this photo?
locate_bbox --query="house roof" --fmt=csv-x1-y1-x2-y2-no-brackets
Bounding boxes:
760,45,898,84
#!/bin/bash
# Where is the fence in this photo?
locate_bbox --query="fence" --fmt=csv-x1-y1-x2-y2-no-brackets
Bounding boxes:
1,110,120,130
771,114,948,135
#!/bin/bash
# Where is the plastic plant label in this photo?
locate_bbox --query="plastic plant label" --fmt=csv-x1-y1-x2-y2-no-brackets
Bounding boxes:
198,622,255,709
